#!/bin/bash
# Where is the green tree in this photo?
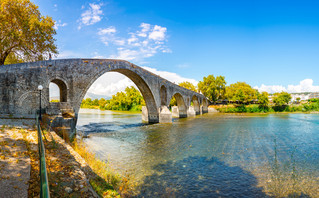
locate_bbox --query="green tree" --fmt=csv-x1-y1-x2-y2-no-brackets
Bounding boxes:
92,99,99,106
198,75,226,103
0,0,58,65
296,97,301,103
178,81,197,92
4,53,24,65
81,98,93,108
225,82,257,104
258,91,269,108
273,92,292,106
169,96,177,106
98,98,107,109
106,86,145,111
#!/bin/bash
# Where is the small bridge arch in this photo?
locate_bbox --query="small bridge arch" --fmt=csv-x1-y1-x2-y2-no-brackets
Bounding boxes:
170,92,188,118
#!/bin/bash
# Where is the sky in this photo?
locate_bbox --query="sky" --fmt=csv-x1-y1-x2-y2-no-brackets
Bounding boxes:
32,0,319,98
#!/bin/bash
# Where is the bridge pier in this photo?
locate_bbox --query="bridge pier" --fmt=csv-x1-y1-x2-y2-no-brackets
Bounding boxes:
142,106,149,122
43,102,76,142
171,106,179,118
142,106,160,123
159,106,172,123
202,105,209,114
187,106,196,117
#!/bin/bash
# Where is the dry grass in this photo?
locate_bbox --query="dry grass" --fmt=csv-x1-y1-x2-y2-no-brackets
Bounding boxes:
72,140,137,197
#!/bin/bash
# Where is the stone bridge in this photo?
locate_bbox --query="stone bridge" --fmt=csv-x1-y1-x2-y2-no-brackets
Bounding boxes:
0,59,208,139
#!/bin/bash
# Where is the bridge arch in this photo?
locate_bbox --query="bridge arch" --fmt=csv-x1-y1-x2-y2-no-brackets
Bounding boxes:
170,92,187,118
49,78,68,102
75,66,159,123
202,98,209,113
192,95,200,115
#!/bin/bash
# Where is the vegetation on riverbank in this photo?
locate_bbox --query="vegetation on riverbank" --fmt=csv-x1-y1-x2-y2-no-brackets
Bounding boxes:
81,86,145,111
212,98,319,113
72,140,137,197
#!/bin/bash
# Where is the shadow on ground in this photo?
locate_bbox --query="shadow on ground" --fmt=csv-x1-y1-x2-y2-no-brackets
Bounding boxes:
136,156,268,198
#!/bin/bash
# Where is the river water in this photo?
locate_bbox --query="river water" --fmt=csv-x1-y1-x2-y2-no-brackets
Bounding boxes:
77,109,319,197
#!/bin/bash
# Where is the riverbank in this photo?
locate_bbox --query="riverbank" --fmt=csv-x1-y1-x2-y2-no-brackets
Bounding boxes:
210,103,319,114
81,107,142,114
0,125,127,197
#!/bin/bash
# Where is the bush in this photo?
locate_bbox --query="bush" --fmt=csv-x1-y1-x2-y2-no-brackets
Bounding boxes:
308,98,319,103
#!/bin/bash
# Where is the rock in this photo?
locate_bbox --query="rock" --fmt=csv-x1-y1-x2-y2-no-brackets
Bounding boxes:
65,187,73,193
81,187,88,193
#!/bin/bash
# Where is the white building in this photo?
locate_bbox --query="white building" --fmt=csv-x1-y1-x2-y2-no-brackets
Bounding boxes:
291,93,309,101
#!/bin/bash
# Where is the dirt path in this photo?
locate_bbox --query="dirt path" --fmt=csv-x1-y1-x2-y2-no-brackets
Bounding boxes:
0,127,31,198
0,126,100,198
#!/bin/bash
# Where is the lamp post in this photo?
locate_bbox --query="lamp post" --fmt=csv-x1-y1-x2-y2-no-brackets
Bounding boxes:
38,85,43,120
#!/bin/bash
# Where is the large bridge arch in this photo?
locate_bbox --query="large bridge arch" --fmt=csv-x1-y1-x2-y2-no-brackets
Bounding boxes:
74,64,159,123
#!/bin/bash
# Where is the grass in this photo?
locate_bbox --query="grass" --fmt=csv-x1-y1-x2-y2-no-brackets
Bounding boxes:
72,140,137,197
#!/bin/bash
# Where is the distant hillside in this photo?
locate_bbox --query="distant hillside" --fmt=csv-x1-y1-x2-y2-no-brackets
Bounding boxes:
84,92,111,100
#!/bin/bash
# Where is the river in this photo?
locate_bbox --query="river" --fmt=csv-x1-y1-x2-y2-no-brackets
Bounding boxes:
77,109,319,197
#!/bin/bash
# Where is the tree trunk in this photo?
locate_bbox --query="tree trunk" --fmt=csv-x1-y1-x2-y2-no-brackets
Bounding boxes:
0,58,5,66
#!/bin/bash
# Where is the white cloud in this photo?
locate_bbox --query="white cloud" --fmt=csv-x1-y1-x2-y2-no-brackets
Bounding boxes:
98,26,116,35
254,79,319,93
78,3,103,29
53,4,58,11
141,66,197,85
86,73,135,97
85,67,197,97
287,79,319,93
98,23,170,63
54,20,67,30
97,27,117,45
114,48,140,61
56,50,83,59
148,25,167,41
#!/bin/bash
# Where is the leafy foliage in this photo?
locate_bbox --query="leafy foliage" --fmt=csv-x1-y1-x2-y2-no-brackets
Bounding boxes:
258,92,269,109
0,0,58,65
81,86,145,111
273,92,292,106
198,75,226,103
178,81,197,92
106,86,145,111
225,82,257,103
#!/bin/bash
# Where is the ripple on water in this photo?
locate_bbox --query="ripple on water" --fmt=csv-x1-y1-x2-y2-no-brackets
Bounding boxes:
77,110,319,197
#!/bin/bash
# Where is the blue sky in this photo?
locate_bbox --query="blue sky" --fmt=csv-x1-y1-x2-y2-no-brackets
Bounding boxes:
33,0,319,97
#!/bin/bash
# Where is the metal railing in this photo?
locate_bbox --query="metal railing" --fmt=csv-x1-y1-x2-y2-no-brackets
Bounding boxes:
36,116,50,198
